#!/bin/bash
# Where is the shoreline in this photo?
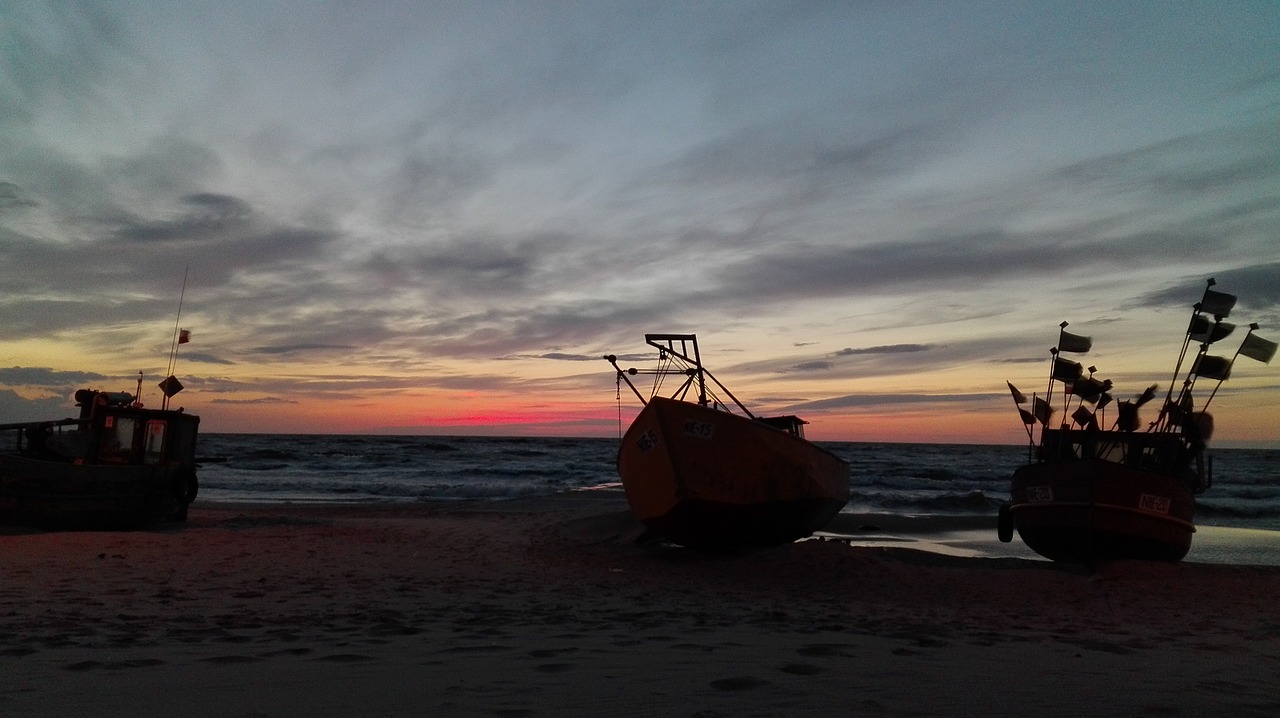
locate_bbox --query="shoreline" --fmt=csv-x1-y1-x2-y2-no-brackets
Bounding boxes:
170,490,1280,567
4,494,1279,716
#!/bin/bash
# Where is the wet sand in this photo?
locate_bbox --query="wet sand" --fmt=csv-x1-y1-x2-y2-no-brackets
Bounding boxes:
2,492,1278,717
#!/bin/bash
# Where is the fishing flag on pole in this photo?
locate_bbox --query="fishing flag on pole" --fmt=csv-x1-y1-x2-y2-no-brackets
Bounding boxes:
1239,331,1277,364
1072,406,1096,428
1117,401,1140,432
1071,377,1111,402
1189,316,1234,344
1032,397,1053,424
1192,354,1232,381
1007,381,1027,404
1199,288,1237,318
1052,358,1083,381
1057,330,1092,353
1134,384,1159,407
178,329,191,344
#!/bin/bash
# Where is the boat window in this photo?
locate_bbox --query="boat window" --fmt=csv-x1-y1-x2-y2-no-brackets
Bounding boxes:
144,421,166,464
99,416,138,463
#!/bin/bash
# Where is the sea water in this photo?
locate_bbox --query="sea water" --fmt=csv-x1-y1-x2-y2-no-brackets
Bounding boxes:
194,434,1280,531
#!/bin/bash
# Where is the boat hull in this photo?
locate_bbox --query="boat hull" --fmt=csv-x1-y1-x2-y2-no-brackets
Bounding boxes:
617,397,849,548
0,454,197,530
1008,459,1195,563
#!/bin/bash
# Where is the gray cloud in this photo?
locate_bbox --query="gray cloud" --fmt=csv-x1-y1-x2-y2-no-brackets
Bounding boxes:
2,3,1278,435
0,389,78,423
208,396,297,406
0,181,37,211
0,367,111,388
180,352,235,366
782,392,1000,413
247,344,358,356
1125,263,1280,344
0,2,140,128
114,193,252,244
835,344,933,356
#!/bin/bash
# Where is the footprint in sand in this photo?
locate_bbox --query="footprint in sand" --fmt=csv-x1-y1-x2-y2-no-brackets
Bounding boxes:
796,643,853,658
527,647,577,658
316,653,375,662
779,663,823,676
258,647,312,658
201,655,261,665
710,676,771,691
64,658,166,671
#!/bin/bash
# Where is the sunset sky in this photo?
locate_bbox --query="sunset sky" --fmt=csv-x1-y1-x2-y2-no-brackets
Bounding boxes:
2,1,1278,446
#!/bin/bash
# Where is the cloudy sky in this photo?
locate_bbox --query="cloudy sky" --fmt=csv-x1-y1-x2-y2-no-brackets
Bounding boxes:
2,1,1278,445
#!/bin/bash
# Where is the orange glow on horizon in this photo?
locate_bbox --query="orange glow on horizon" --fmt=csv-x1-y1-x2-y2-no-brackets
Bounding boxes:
188,389,1280,448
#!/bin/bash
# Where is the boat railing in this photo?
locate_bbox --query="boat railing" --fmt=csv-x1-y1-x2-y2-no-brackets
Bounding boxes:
0,418,85,457
0,418,81,433
1039,426,1203,487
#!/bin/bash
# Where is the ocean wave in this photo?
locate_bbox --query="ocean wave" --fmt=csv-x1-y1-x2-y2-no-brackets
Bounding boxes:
194,435,1279,529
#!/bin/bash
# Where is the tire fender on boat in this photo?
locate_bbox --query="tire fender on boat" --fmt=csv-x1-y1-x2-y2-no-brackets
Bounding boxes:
171,467,199,505
997,502,1014,543
168,468,198,522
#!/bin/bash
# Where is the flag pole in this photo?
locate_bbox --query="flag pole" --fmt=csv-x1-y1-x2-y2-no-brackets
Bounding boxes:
1159,278,1222,435
1168,279,1213,389
164,268,189,410
1198,323,1258,415
1045,322,1066,406
1006,381,1035,445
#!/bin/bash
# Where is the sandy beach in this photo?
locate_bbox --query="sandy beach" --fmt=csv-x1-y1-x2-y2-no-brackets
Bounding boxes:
3,492,1279,717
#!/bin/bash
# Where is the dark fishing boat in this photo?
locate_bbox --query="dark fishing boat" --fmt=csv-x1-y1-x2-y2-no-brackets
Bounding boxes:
606,333,849,549
1000,279,1275,562
0,378,200,530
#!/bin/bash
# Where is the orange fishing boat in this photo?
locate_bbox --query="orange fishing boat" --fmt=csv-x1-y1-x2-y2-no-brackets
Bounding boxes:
606,334,849,548
1000,279,1275,562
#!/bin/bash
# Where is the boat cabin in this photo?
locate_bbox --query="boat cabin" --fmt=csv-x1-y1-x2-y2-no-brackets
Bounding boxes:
6,389,199,468
1039,426,1206,492
757,415,809,439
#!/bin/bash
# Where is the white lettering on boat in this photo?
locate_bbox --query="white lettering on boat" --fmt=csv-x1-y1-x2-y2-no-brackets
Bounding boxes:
636,429,659,454
1138,494,1171,514
1026,486,1054,502
682,420,714,439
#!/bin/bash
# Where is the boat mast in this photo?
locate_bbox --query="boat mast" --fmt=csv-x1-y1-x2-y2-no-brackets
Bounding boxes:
606,334,757,418
162,268,190,410
645,334,756,418
645,334,707,406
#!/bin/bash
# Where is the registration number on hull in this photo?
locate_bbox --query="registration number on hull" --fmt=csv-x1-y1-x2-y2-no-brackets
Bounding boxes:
635,429,659,454
682,420,714,439
1026,486,1054,502
1138,494,1172,515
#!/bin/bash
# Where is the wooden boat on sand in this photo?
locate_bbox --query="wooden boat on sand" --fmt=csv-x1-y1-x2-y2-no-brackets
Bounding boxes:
1000,279,1275,562
606,334,849,549
0,381,200,530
